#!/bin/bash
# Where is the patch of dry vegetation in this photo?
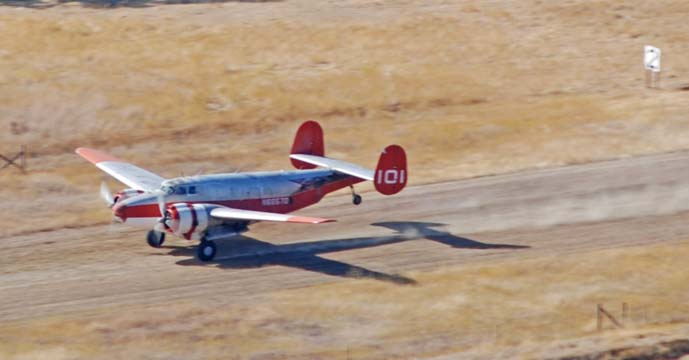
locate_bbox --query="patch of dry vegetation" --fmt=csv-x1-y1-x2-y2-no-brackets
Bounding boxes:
3,238,689,359
2,2,689,356
2,1,689,236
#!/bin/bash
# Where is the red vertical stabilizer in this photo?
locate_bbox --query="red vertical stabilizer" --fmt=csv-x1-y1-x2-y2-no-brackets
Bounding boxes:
374,145,407,195
290,120,325,169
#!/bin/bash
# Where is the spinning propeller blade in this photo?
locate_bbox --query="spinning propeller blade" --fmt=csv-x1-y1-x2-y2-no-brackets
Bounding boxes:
100,181,115,207
154,190,170,231
156,191,166,218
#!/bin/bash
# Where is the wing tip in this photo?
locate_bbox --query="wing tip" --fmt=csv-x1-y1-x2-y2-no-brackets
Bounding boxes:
75,147,123,164
75,147,88,157
288,216,337,224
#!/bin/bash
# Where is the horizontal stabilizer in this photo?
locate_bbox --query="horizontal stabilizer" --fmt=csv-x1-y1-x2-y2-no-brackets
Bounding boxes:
289,154,374,181
210,206,335,224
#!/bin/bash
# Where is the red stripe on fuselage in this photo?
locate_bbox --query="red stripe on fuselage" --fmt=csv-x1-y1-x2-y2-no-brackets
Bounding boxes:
118,203,162,218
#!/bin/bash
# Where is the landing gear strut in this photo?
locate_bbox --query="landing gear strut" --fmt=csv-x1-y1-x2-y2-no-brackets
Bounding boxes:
350,185,362,205
146,230,165,248
197,238,217,262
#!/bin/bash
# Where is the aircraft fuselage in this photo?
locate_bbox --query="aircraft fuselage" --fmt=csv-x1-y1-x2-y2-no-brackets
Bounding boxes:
114,169,362,230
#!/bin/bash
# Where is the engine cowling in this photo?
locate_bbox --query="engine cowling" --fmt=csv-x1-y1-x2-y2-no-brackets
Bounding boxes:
113,189,144,205
165,203,212,240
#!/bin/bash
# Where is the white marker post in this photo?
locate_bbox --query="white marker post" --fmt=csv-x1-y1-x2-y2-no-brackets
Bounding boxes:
644,45,661,88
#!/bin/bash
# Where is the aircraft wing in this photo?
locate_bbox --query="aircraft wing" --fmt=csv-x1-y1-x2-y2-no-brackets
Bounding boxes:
288,154,374,181
210,207,335,224
75,147,165,192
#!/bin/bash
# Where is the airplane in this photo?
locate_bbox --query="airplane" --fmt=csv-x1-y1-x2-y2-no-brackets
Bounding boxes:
76,120,407,261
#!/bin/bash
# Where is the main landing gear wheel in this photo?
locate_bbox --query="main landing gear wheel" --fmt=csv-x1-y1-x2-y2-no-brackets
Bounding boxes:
197,240,217,262
146,230,165,248
350,185,362,205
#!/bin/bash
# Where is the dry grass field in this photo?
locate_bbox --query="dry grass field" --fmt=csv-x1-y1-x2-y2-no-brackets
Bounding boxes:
3,239,689,359
1,0,689,236
2,0,689,358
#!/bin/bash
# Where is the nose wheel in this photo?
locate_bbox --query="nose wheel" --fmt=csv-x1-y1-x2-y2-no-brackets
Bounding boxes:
197,239,217,262
350,185,362,205
146,230,165,248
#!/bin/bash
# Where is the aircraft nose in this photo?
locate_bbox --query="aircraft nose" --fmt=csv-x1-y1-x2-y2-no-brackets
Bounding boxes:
113,203,127,222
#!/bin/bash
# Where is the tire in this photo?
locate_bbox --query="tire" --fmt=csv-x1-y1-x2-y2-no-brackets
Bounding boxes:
352,194,362,205
197,240,217,262
146,230,165,248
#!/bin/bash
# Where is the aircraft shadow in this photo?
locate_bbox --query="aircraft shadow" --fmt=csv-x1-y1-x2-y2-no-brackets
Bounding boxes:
0,0,280,9
167,221,529,285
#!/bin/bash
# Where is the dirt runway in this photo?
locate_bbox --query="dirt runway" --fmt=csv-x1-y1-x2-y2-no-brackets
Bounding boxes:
2,151,689,323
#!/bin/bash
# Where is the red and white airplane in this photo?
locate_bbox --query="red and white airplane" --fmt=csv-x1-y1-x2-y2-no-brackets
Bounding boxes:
76,121,407,261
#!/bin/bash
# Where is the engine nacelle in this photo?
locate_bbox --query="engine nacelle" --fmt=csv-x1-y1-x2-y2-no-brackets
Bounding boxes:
165,203,212,240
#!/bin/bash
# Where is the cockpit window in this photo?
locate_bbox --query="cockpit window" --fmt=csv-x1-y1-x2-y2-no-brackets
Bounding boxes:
161,184,195,196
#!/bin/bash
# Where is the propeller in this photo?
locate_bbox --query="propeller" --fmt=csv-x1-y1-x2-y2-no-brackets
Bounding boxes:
107,216,123,235
100,181,122,235
100,181,115,207
154,190,171,232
